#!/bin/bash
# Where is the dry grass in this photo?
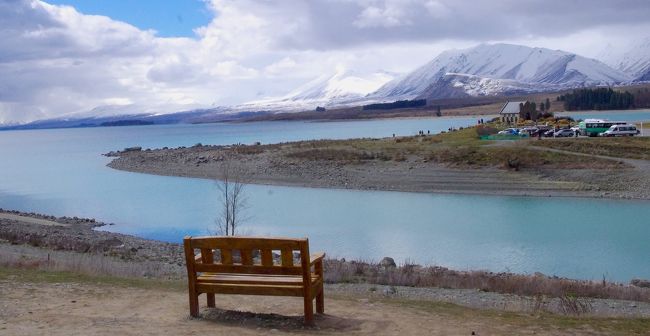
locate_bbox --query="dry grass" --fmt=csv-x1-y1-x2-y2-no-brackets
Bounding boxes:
3,240,649,305
323,260,650,303
0,244,178,279
532,137,650,160
275,127,624,170
285,148,387,163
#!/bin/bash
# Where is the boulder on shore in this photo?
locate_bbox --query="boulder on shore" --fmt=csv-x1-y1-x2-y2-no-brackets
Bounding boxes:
380,257,396,268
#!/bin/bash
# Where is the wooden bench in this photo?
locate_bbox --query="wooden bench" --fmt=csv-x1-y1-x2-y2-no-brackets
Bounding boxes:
183,236,325,325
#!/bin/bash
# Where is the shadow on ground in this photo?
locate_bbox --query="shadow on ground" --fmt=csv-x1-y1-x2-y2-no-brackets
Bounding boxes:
198,307,369,332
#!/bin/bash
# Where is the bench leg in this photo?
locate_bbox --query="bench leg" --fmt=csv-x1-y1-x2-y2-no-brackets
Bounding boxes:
316,287,324,314
303,296,314,326
207,293,215,308
189,291,200,317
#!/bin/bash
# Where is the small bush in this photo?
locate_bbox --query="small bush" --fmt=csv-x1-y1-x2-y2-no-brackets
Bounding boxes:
476,125,498,137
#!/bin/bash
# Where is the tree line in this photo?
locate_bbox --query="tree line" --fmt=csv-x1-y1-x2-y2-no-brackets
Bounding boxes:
362,99,427,110
557,88,635,111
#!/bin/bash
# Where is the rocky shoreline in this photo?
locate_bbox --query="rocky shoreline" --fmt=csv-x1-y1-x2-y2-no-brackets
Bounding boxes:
2,208,650,319
105,141,650,200
0,208,186,277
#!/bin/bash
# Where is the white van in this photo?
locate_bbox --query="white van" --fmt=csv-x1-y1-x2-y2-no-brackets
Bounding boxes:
600,124,640,137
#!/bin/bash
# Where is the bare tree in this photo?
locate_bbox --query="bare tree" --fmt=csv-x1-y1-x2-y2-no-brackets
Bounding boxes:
215,158,249,236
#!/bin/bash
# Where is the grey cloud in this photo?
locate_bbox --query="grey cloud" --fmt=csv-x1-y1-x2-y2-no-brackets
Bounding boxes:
256,0,650,50
0,0,155,63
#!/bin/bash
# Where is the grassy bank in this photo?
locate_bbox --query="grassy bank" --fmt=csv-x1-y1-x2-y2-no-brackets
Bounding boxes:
531,137,650,160
278,126,624,170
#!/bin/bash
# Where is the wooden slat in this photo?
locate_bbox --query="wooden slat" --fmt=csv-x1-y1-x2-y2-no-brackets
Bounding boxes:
220,249,233,265
240,249,253,265
196,283,304,297
311,278,323,297
261,249,273,266
194,263,302,275
200,248,214,264
197,273,320,285
190,236,305,250
310,252,325,265
183,237,199,317
281,248,293,267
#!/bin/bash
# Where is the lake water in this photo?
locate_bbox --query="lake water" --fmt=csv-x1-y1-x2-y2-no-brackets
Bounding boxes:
561,110,650,122
1,112,649,282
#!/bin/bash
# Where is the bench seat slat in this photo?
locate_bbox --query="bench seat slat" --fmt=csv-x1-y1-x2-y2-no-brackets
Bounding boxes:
194,263,302,275
197,273,320,286
196,283,304,297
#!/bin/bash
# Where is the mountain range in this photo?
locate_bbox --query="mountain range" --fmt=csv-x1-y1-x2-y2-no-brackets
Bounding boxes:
600,37,650,81
243,42,647,110
371,43,631,100
5,41,650,128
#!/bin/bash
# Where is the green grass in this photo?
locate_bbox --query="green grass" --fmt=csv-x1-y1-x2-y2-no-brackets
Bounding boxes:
0,265,184,291
384,298,650,335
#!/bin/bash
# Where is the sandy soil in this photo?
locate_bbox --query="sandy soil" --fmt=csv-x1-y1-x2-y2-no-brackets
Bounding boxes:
2,276,647,336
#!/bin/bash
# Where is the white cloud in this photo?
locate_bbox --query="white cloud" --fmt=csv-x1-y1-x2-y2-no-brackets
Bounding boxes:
0,0,649,124
354,4,409,28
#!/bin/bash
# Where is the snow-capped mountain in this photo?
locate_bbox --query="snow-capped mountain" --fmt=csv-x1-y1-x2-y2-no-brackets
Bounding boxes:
239,68,395,111
372,43,631,100
602,37,650,81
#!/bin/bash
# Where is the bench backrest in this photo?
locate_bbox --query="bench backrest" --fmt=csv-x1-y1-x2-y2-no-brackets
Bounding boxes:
183,236,310,276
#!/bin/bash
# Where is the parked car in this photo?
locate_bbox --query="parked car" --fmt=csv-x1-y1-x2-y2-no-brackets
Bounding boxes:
600,124,640,137
519,127,538,135
543,129,556,137
553,129,575,137
497,128,519,135
570,125,581,135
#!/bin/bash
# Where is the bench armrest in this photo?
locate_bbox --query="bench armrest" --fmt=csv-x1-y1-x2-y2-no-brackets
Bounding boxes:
310,252,325,266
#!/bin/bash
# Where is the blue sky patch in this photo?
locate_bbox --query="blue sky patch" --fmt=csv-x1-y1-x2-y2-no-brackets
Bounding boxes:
47,0,212,37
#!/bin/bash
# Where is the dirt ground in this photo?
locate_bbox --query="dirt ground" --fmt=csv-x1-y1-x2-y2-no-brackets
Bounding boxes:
1,271,648,336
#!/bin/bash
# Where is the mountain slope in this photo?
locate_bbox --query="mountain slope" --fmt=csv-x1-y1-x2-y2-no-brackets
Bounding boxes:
372,43,631,100
239,69,395,111
607,37,650,81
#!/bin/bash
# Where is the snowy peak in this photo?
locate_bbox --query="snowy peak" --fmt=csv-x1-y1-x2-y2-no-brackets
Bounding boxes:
284,69,393,102
240,69,395,110
373,43,631,99
607,37,650,81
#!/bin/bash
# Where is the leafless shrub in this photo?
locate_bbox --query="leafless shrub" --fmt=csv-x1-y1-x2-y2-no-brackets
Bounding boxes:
392,152,406,162
215,158,249,236
323,259,650,302
0,245,179,279
476,125,499,137
558,293,593,315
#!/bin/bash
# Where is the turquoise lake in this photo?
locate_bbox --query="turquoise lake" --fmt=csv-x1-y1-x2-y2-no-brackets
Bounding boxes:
1,112,649,282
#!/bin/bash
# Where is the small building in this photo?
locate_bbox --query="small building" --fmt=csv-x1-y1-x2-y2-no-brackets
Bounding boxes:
500,101,525,123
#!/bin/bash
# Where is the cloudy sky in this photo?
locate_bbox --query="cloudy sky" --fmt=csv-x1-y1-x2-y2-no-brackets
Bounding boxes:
1,0,649,124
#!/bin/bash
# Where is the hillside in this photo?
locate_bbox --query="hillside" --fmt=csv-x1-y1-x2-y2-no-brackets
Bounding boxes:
372,43,631,100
